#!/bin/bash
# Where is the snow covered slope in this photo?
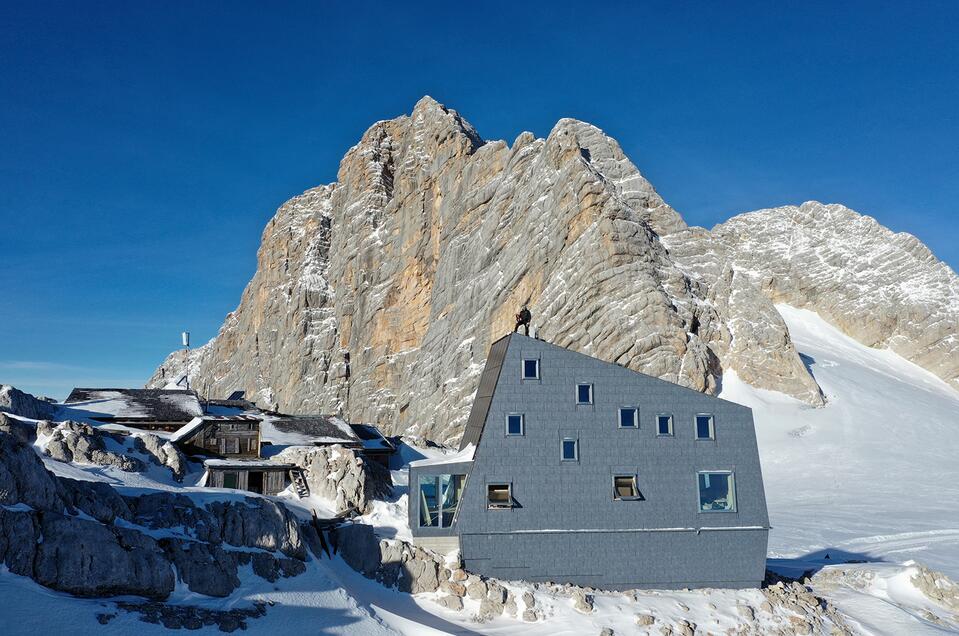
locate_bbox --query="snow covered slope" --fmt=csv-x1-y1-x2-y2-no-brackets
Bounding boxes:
723,304,959,579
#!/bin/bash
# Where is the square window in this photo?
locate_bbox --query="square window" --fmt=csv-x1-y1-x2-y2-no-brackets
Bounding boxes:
487,483,512,509
695,414,715,440
619,407,638,428
506,414,525,436
697,472,736,512
576,383,593,405
613,475,641,500
522,359,540,379
657,414,674,436
561,438,578,461
222,472,238,489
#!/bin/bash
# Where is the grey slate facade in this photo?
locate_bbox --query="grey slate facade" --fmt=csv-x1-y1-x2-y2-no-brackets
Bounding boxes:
409,333,770,590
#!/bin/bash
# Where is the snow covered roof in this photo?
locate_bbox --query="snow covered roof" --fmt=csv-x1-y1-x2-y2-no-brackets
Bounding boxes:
409,444,475,468
349,423,395,452
259,414,361,447
169,415,261,443
63,388,203,421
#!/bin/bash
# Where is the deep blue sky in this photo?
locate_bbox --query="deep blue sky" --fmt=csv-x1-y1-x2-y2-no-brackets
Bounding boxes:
2,1,957,399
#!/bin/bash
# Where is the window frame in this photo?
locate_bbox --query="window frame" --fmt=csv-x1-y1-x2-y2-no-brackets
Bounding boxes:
561,437,579,462
521,358,540,380
618,407,639,429
694,413,715,440
506,413,525,437
612,474,642,501
486,482,513,509
696,470,737,513
656,413,674,437
575,383,594,405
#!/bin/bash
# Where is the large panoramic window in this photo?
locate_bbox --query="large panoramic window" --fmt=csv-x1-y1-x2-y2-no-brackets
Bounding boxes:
419,474,467,527
697,471,736,512
487,483,512,509
506,413,525,436
619,407,638,428
613,475,641,500
576,383,593,405
695,414,715,440
657,414,674,436
561,437,579,461
522,358,540,380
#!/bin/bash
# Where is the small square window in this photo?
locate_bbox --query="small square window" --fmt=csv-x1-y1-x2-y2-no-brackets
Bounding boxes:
695,414,715,440
522,359,540,380
487,483,512,509
613,475,641,500
506,414,525,436
698,472,736,512
561,438,578,461
619,407,638,428
576,383,593,405
657,414,674,436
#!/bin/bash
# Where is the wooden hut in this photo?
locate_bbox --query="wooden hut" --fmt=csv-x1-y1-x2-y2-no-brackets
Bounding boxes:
202,459,298,496
170,415,262,458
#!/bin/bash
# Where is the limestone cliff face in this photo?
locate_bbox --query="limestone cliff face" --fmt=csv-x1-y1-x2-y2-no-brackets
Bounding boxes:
712,202,959,392
149,97,827,442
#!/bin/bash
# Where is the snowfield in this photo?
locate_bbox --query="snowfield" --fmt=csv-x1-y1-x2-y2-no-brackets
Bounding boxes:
725,305,959,580
2,305,959,634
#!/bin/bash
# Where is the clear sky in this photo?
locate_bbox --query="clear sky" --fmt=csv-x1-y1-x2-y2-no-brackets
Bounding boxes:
2,1,957,399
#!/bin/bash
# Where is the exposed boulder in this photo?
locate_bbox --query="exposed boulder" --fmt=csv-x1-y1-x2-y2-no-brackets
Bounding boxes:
0,384,56,420
31,512,175,599
0,429,311,602
41,421,143,472
276,445,391,513
0,412,36,444
134,433,188,481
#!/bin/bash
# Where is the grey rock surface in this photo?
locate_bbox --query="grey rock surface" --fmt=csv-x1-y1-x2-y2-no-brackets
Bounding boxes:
0,429,310,601
712,201,959,393
146,97,827,443
0,412,36,444
0,384,57,420
277,444,391,513
41,420,144,472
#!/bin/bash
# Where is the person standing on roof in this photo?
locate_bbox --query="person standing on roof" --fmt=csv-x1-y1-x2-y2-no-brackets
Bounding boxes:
514,304,532,336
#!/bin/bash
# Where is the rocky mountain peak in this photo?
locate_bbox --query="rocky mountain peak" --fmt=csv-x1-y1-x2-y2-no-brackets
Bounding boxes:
148,98,957,442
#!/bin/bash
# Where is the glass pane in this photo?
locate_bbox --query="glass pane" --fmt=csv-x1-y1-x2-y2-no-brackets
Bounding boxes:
507,415,523,435
223,472,238,489
614,476,636,498
658,415,671,435
562,439,577,460
438,474,465,527
696,415,712,439
523,359,538,378
418,475,439,526
620,408,636,427
698,473,734,511
488,485,510,506
577,384,591,403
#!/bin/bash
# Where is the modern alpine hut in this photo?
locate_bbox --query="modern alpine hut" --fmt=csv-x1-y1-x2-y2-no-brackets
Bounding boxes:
408,333,770,589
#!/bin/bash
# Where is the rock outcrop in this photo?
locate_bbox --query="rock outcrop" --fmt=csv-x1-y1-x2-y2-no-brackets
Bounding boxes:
0,430,312,601
148,97,827,443
0,384,57,420
711,201,959,393
275,444,392,513
36,420,188,481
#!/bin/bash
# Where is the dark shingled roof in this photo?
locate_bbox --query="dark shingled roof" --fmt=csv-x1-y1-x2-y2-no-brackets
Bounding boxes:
64,388,203,421
266,415,361,445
